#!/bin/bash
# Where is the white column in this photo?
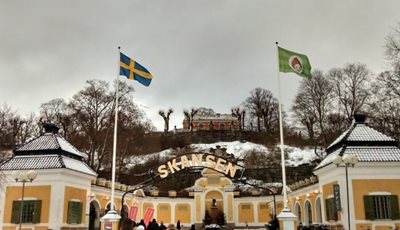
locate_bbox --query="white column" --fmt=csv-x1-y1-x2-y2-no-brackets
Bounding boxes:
253,201,258,226
171,202,176,224
48,182,65,230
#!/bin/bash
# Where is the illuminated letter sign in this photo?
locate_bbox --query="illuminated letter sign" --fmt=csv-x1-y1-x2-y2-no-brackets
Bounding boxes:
157,154,239,179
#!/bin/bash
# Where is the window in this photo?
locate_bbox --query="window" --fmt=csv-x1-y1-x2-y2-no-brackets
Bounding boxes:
364,195,400,220
67,201,83,224
325,198,337,221
11,200,42,224
177,205,188,211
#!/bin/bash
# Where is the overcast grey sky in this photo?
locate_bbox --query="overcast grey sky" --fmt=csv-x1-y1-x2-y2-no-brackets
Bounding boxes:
1,0,399,130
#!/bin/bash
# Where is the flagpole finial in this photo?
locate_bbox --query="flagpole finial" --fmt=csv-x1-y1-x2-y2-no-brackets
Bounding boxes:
118,46,121,50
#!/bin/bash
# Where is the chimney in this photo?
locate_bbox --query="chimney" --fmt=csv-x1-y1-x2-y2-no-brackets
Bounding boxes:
43,123,60,134
354,114,366,124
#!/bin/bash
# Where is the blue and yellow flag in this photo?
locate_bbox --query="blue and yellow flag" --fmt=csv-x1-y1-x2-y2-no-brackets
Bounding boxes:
119,52,153,86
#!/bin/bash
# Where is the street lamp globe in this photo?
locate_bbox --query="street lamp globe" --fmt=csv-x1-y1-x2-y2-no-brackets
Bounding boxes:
343,154,358,166
26,170,37,181
11,170,37,182
333,155,343,166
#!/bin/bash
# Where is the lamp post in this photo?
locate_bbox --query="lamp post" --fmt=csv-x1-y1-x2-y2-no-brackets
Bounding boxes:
11,170,37,230
333,154,358,230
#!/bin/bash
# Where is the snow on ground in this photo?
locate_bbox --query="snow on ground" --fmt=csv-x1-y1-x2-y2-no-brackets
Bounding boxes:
191,141,270,160
128,141,316,168
284,145,317,166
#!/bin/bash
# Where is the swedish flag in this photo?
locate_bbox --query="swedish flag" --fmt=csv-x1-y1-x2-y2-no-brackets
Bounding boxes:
119,52,153,86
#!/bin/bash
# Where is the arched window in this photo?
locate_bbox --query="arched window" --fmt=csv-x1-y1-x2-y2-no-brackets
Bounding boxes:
295,203,302,224
315,197,322,223
305,200,312,225
89,201,100,230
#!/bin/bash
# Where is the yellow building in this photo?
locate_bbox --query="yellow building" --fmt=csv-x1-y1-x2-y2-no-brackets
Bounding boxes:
0,124,280,230
2,115,399,230
288,115,400,230
0,123,97,230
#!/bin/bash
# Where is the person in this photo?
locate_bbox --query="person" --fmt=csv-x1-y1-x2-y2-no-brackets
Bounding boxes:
159,221,167,230
176,220,181,230
268,214,279,230
148,219,159,230
121,218,134,230
190,224,195,230
139,219,146,230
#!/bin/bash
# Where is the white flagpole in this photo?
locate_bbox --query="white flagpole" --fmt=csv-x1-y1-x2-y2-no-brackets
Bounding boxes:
110,46,121,212
275,42,289,210
100,47,121,226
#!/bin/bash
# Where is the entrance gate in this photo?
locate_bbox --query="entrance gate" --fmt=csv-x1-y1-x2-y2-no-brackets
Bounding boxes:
99,152,278,229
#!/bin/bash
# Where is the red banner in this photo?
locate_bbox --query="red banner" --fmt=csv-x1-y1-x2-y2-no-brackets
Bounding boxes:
143,207,154,226
128,206,138,221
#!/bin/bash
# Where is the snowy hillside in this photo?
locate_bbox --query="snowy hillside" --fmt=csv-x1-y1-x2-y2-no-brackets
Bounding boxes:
130,141,316,167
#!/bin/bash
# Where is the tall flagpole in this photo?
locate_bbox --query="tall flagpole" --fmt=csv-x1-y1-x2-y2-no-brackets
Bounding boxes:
275,42,297,230
100,47,121,227
275,42,289,210
110,47,121,212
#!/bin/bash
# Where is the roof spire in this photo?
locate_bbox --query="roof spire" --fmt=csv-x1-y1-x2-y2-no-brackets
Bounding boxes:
43,123,60,134
353,114,366,124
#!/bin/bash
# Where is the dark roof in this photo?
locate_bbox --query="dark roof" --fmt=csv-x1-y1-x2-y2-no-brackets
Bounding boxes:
0,123,96,177
15,133,83,160
315,115,400,170
0,155,96,176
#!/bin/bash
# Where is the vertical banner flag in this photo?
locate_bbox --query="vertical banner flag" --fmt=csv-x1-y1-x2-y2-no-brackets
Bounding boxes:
143,207,155,226
128,206,138,221
119,52,153,86
278,46,312,79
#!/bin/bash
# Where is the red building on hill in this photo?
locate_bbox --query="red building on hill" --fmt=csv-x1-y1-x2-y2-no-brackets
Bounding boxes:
183,113,239,131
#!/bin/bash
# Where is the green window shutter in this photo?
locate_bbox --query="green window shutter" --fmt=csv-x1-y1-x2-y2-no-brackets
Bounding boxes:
11,201,21,224
77,202,83,224
33,200,42,224
67,201,83,224
390,195,400,220
364,195,375,220
67,201,73,224
326,198,336,221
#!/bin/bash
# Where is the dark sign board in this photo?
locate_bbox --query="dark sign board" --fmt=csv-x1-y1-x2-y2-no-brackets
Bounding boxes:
333,184,341,211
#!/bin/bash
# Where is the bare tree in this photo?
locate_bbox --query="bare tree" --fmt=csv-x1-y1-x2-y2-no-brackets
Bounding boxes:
260,92,279,133
159,108,174,132
39,98,76,138
368,25,400,138
385,22,400,64
292,70,334,145
245,88,279,132
328,63,371,123
68,80,116,169
245,88,267,131
0,104,38,162
292,91,317,141
231,107,245,130
183,108,199,132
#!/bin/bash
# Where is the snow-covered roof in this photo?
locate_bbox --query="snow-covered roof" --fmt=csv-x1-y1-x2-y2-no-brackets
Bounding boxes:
0,154,96,176
15,133,83,158
326,116,395,153
315,115,400,170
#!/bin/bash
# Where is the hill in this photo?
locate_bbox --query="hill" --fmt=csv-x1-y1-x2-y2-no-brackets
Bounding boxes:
123,141,318,191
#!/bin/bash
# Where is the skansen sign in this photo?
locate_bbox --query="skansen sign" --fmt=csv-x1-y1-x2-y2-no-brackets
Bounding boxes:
157,153,241,179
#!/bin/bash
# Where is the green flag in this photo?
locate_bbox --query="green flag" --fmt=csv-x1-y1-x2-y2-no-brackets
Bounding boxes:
278,46,312,79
